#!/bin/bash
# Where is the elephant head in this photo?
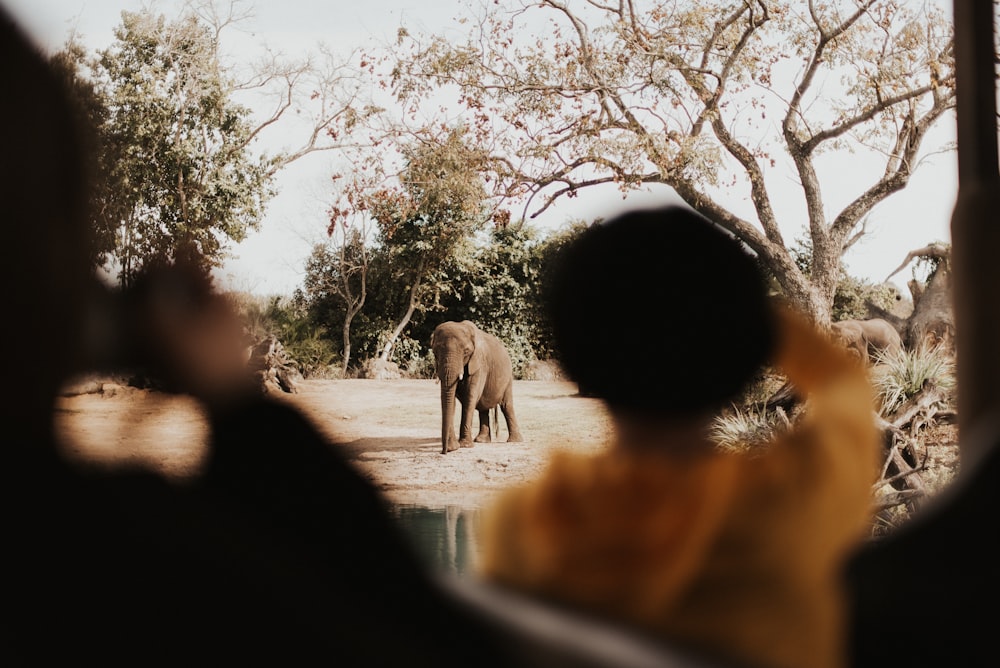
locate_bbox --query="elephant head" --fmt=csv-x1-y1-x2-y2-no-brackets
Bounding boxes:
431,320,482,385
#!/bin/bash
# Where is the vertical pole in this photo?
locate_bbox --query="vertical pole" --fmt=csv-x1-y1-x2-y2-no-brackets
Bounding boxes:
951,0,1000,461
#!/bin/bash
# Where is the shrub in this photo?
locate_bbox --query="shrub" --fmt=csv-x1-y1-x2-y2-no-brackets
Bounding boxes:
832,275,902,321
389,334,429,377
284,332,339,379
870,344,956,416
709,405,789,453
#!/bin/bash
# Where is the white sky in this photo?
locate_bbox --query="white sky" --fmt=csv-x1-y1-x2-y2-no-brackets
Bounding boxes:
5,0,958,296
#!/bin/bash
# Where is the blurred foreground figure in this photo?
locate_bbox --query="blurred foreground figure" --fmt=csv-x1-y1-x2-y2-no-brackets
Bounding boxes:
843,2,1000,665
0,9,509,665
479,206,881,668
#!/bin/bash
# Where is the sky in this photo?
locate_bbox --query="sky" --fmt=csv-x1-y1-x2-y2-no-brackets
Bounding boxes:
5,0,959,296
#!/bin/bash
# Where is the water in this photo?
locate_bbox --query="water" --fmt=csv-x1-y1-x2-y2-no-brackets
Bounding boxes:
390,504,483,577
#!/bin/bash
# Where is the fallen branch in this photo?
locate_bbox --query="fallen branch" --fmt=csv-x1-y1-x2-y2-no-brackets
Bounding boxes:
885,384,947,432
873,489,925,512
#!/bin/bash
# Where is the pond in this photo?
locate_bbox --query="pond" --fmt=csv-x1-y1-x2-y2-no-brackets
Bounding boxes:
389,504,483,577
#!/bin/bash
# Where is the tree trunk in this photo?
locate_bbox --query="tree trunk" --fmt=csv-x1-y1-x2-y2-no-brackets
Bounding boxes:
378,260,425,362
341,319,352,376
884,243,954,352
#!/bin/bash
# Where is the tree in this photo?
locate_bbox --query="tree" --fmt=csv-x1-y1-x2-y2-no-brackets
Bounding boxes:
444,223,543,376
389,0,955,323
302,210,372,375
883,242,954,350
58,1,377,286
363,126,491,360
526,219,594,360
789,237,902,321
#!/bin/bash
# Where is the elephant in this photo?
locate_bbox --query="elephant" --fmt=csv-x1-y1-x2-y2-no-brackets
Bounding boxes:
430,320,524,454
831,318,904,364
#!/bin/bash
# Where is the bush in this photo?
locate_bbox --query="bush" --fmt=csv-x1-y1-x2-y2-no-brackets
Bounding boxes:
871,344,956,416
709,404,789,453
284,333,340,379
308,364,346,380
788,237,904,321
832,275,902,321
389,334,431,378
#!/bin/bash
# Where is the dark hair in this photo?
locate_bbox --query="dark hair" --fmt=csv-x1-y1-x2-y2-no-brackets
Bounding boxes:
546,205,775,417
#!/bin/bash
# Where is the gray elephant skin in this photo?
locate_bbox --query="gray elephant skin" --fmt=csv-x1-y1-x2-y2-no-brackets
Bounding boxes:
431,320,524,454
831,318,904,364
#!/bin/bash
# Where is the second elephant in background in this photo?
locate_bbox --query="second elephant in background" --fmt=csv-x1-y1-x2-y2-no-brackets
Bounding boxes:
831,318,904,364
431,320,524,454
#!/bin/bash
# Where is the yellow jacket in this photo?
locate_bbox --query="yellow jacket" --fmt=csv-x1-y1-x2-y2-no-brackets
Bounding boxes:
479,308,880,668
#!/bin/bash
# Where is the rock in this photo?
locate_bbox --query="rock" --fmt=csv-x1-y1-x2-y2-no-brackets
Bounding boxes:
522,360,567,381
248,336,302,394
358,358,402,380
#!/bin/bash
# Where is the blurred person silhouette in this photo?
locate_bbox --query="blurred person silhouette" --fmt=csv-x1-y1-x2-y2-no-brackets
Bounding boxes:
843,3,1000,665
477,206,881,668
1,8,512,665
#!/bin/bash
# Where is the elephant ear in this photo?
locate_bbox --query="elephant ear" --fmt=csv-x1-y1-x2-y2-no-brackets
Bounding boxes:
463,321,484,375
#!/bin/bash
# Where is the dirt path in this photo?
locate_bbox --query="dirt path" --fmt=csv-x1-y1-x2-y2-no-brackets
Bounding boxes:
54,376,960,515
55,378,614,508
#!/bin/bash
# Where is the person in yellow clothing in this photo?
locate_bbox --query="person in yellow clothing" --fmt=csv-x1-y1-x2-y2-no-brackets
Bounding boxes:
478,205,881,668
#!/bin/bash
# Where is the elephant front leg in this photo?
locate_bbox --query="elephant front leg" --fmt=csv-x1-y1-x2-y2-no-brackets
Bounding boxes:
440,383,461,454
474,408,492,443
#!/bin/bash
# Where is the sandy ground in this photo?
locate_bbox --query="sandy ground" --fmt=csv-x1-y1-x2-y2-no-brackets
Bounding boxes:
53,375,960,578
54,375,960,517
54,378,615,510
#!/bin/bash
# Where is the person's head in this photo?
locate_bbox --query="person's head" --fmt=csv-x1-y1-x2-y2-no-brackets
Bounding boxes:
546,204,776,420
1,9,97,429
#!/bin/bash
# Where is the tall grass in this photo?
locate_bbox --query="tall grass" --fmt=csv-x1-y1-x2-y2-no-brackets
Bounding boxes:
709,405,788,453
870,345,956,416
710,345,957,453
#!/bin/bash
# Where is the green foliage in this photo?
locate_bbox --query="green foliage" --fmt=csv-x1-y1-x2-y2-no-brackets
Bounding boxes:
300,234,418,373
713,345,957,454
60,8,275,286
871,345,957,416
406,219,592,378
389,0,954,321
300,213,588,379
526,220,591,361
284,332,340,379
832,275,900,322
363,126,491,357
389,334,435,378
439,224,544,376
790,238,901,321
370,127,488,282
230,291,339,379
48,39,116,268
300,228,373,372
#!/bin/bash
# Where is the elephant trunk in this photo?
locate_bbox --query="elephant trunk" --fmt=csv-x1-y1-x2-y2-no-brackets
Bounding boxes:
440,378,459,454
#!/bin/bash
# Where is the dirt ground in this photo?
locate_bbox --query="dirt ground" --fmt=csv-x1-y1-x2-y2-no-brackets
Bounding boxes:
54,378,615,509
54,376,960,515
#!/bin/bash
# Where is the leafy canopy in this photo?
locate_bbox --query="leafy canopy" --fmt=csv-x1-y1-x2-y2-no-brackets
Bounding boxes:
57,1,380,287
73,9,275,285
389,0,955,322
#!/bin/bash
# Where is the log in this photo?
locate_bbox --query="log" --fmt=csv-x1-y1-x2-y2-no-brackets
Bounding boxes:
247,336,303,394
